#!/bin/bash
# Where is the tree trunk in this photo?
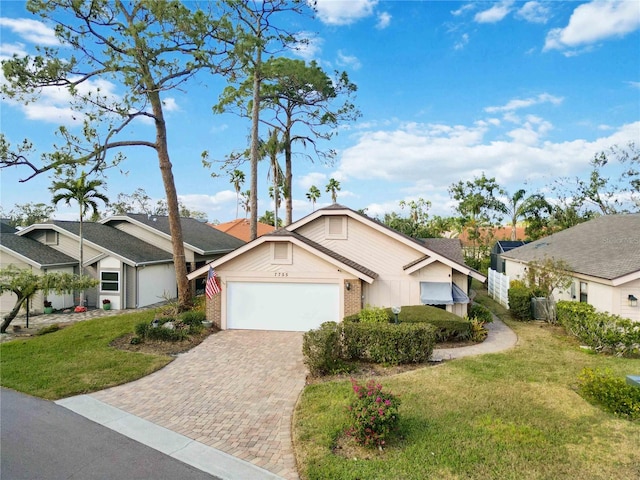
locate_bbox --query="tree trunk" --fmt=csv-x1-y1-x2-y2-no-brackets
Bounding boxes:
149,90,192,308
1,295,27,333
249,45,262,241
79,203,85,306
284,122,293,226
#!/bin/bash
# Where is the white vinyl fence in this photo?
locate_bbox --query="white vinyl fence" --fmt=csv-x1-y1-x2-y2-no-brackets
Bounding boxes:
488,268,510,308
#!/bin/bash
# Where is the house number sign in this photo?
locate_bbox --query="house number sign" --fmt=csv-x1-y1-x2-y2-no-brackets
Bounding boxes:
274,272,288,277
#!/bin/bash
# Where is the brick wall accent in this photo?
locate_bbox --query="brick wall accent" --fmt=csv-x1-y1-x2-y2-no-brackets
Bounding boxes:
205,293,222,329
344,279,362,317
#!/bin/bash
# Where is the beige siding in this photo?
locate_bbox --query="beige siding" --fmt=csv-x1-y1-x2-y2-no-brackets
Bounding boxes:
297,216,423,275
27,229,101,262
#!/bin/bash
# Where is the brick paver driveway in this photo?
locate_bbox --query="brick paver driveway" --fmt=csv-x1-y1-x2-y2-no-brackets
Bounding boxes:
93,330,306,480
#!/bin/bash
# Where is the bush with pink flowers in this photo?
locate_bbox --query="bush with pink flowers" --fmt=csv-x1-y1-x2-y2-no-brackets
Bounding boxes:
346,379,400,448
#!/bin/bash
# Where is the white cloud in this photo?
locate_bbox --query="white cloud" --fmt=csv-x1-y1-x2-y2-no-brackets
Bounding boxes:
474,1,514,24
454,33,469,50
0,41,27,59
451,4,475,17
516,1,551,24
293,31,323,61
0,17,60,46
298,172,327,191
484,93,564,113
544,0,640,53
376,12,391,29
335,120,640,213
336,50,361,70
162,97,179,112
179,191,237,222
313,0,378,26
626,80,640,89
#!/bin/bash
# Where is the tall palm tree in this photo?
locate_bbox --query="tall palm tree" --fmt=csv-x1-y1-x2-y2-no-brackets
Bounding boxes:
262,130,285,228
240,190,251,218
325,178,341,203
229,169,246,219
51,171,108,305
496,189,548,240
306,185,321,211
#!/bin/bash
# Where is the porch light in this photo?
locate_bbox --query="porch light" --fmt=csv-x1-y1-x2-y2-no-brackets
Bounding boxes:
629,295,638,307
345,281,351,291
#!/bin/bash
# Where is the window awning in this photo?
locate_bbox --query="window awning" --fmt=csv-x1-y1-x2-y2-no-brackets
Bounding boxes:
420,282,470,305
452,283,470,304
420,282,453,305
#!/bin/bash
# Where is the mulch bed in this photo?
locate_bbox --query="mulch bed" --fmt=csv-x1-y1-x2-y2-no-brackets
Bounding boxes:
109,327,218,356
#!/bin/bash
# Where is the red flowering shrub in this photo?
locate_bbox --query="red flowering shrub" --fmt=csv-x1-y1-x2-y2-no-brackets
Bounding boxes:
346,378,400,448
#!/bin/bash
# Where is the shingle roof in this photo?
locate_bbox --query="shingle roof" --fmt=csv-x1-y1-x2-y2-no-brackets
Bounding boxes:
0,233,77,267
125,214,246,253
265,229,378,279
53,221,173,265
501,214,640,280
0,221,17,234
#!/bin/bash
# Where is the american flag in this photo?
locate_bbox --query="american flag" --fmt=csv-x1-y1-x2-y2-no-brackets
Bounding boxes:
205,266,221,299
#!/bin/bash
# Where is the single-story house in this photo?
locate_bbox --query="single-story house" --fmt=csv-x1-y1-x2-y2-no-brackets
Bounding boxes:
101,213,246,275
0,232,77,314
188,204,486,332
211,218,275,242
501,214,640,322
17,221,176,310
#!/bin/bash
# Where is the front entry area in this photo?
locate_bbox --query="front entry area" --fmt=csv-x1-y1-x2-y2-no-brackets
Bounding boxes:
226,281,340,331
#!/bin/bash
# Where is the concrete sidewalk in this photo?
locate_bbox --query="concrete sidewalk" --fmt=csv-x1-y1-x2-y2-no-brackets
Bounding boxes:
56,395,282,480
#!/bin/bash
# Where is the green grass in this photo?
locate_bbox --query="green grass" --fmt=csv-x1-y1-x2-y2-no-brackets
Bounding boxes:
293,291,640,480
0,311,172,400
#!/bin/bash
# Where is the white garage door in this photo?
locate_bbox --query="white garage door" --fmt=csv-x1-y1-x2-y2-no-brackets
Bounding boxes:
227,282,340,331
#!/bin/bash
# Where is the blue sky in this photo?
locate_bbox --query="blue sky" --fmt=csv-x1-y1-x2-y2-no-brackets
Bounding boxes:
1,0,639,224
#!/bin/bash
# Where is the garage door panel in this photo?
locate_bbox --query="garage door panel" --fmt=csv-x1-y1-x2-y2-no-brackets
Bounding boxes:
227,282,339,331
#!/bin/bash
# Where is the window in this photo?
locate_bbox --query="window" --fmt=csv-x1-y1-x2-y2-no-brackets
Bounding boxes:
101,271,120,292
579,282,588,303
325,216,347,239
271,242,292,264
44,230,58,245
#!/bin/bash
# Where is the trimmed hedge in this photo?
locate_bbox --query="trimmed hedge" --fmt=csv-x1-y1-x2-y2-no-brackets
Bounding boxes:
557,301,640,357
578,368,640,420
345,305,471,342
301,322,347,376
341,322,436,365
508,286,534,320
469,303,493,324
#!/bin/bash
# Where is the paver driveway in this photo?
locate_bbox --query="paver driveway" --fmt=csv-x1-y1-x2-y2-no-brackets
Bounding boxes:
92,330,306,480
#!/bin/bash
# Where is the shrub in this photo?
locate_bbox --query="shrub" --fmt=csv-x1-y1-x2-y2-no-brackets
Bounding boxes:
392,305,471,342
508,286,534,320
577,368,640,420
346,379,401,448
557,301,640,357
468,317,488,342
359,305,392,323
36,324,60,336
180,310,206,326
469,303,493,324
134,318,188,342
130,336,142,345
342,322,435,365
302,322,349,376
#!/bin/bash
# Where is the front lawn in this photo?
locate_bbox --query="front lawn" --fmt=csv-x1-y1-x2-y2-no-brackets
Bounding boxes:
293,295,640,479
0,311,173,400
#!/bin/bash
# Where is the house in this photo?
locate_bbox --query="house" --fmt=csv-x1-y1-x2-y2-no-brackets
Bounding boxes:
187,204,486,332
101,214,245,289
17,221,175,310
490,240,528,273
0,232,77,314
457,226,527,247
500,214,640,322
211,218,274,242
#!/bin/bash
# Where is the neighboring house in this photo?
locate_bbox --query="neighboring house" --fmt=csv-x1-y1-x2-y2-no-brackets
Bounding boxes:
490,240,528,273
17,221,175,310
457,226,527,247
211,218,275,242
101,214,245,291
501,214,640,322
0,233,77,314
188,204,486,332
